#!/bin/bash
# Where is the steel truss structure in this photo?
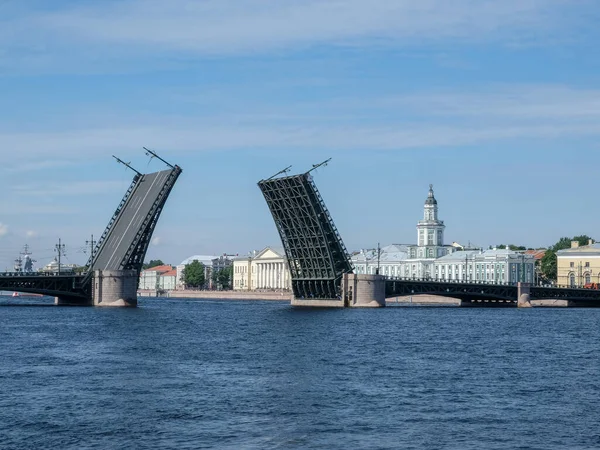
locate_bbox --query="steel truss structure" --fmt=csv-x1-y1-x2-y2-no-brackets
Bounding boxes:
81,166,182,287
385,278,600,306
0,273,87,299
385,278,518,302
119,167,182,272
258,172,353,300
85,174,141,272
0,159,182,301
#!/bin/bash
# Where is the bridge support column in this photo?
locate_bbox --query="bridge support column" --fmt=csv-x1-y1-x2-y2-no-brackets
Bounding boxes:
93,270,138,307
343,273,386,308
517,282,532,308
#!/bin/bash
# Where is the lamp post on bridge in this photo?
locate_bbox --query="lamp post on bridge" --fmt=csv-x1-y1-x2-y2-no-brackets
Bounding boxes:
55,239,66,275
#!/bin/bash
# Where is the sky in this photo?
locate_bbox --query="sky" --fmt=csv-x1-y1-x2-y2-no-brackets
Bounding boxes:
1,0,599,270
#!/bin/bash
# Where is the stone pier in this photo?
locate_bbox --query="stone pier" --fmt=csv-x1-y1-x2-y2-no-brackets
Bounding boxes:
290,273,386,308
517,282,532,308
93,269,138,307
343,273,386,308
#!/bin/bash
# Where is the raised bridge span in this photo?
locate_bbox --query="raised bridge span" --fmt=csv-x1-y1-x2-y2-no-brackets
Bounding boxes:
0,155,181,306
258,162,600,308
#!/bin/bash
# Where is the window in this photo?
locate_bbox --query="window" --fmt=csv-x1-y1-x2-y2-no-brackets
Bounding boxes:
585,273,591,284
570,262,574,268
569,273,576,287
585,262,590,267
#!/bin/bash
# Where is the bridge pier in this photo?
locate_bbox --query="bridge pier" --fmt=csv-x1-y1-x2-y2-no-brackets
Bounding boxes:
343,274,386,308
93,270,138,307
517,282,532,308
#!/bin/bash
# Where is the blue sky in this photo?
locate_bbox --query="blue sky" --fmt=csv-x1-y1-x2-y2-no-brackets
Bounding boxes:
1,0,599,270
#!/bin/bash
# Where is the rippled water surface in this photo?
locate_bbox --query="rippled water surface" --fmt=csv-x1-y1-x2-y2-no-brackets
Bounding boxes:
1,296,599,449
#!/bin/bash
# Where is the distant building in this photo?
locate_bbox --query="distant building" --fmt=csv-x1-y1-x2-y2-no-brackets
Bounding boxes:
158,268,177,291
232,247,291,291
38,258,78,274
556,240,600,287
353,244,409,277
352,185,458,277
433,248,535,283
525,249,547,284
210,255,234,289
139,264,175,290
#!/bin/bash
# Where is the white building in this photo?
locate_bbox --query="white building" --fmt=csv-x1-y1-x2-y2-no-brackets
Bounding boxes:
157,268,177,291
433,249,535,283
353,244,408,277
139,264,175,290
233,247,291,291
38,258,78,274
353,185,457,278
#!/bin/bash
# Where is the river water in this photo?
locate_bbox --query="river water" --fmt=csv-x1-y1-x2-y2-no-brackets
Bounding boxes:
1,296,599,449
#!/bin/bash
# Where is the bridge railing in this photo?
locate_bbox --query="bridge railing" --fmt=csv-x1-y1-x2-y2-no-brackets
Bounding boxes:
0,272,82,277
383,276,600,292
383,276,519,287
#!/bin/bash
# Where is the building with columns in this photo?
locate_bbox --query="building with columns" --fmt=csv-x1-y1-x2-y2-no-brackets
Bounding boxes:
232,247,291,291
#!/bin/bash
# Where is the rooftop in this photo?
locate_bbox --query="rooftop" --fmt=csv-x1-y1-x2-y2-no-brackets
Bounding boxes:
142,264,174,273
179,255,218,266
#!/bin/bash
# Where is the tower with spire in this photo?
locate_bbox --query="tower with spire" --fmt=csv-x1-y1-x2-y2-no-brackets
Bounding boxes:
417,184,445,252
404,185,452,278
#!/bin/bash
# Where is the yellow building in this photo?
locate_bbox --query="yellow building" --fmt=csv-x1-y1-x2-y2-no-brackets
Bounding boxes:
556,241,600,287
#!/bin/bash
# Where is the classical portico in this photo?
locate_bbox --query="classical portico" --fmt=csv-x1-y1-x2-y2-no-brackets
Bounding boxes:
232,247,291,291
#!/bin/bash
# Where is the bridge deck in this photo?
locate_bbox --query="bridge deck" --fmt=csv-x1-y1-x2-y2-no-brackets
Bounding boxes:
385,277,600,305
92,169,174,272
0,273,86,298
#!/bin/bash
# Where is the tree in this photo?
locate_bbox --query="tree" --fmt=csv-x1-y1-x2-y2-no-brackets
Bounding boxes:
540,235,595,282
212,266,233,290
508,245,527,251
183,260,205,288
540,250,558,282
143,259,165,270
496,244,526,251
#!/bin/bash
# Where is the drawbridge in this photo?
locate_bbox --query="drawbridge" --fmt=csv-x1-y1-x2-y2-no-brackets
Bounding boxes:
258,160,353,300
0,152,181,303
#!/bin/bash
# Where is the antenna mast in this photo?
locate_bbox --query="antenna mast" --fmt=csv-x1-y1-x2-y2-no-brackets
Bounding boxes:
265,165,292,181
306,158,332,175
113,155,142,176
143,147,175,169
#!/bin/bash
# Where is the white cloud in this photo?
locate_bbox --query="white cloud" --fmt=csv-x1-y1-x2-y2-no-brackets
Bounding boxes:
0,0,589,70
0,223,8,237
151,236,162,246
11,180,126,197
0,85,600,158
25,230,38,238
1,84,600,159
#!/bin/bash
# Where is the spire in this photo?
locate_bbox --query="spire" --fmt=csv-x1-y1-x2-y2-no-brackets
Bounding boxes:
425,184,437,205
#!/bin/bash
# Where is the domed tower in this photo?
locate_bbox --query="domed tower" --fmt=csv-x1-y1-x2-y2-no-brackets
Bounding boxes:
416,184,445,258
